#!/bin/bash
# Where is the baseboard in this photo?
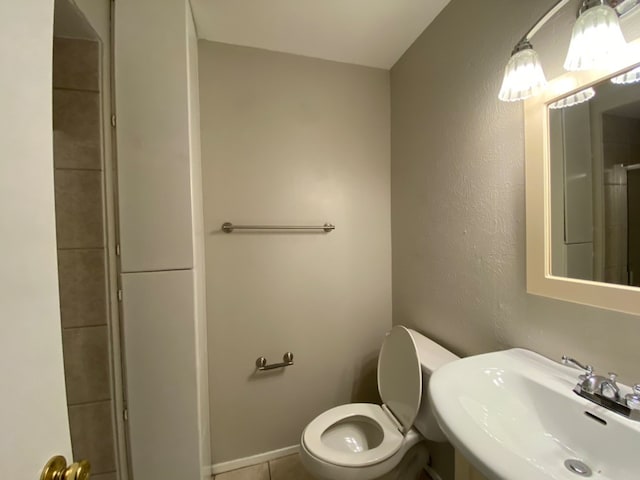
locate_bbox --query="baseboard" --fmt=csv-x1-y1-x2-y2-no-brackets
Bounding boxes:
208,445,300,475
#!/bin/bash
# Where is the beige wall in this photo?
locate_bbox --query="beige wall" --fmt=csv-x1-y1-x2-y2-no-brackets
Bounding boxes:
199,41,391,464
391,0,640,410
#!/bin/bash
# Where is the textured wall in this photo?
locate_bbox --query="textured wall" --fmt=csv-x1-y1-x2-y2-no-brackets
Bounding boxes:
391,0,640,391
199,41,391,464
392,4,640,473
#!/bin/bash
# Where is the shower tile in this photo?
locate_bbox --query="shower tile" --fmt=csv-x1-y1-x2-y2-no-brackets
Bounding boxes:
605,225,627,269
58,249,107,328
604,185,628,228
69,401,116,474
269,454,317,480
62,326,111,405
214,463,270,480
54,169,104,249
53,89,101,170
53,38,100,91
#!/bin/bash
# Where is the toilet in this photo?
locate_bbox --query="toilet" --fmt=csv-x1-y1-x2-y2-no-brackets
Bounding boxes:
299,326,459,480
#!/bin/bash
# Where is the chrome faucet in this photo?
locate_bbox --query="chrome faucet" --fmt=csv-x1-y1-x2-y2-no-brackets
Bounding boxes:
561,356,600,391
562,355,639,422
599,373,621,401
579,371,607,394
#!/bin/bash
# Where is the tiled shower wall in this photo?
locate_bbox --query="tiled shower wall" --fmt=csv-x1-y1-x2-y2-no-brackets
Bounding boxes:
53,37,118,480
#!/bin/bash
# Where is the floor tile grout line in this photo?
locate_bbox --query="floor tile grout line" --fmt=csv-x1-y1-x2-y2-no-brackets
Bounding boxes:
213,454,308,480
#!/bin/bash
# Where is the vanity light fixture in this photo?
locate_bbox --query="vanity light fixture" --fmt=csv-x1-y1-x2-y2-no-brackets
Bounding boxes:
564,0,627,71
499,0,571,102
498,41,547,102
499,0,638,102
548,86,596,108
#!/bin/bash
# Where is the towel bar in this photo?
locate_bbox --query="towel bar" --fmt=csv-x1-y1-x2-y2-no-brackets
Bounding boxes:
222,222,334,233
256,352,294,371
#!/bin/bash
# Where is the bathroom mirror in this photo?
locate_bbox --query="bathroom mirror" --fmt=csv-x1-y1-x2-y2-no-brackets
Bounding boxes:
548,74,640,287
525,40,640,315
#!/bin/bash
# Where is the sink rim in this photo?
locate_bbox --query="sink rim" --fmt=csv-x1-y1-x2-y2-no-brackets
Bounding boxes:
428,348,640,480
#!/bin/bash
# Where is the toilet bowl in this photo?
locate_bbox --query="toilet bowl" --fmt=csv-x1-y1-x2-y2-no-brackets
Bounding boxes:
300,326,458,480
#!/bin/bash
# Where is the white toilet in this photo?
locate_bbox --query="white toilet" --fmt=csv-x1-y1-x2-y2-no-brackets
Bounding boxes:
300,326,458,480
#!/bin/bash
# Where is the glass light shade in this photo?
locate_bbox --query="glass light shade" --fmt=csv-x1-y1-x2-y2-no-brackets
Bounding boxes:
548,87,596,109
611,65,640,84
564,4,627,71
499,48,547,102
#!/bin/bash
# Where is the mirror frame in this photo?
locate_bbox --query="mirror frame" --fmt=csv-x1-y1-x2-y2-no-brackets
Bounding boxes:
525,41,640,316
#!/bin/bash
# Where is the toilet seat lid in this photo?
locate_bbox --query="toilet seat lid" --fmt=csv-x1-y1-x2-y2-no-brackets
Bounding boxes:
377,326,422,432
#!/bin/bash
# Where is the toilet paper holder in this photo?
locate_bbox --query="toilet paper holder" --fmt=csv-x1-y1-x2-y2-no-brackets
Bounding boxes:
256,352,294,371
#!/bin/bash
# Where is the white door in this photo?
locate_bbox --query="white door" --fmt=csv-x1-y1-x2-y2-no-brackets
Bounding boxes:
0,0,73,477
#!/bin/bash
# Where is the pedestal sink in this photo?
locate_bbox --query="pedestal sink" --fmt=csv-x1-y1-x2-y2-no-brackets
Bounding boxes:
428,349,640,479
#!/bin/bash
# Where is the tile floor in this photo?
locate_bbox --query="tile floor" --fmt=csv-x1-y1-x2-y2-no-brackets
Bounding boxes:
213,454,316,480
212,453,433,480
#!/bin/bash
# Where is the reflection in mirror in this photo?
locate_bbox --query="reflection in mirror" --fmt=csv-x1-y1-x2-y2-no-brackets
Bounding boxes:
549,66,640,287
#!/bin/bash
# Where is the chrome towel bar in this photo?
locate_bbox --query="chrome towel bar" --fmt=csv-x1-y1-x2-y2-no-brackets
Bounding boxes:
256,352,294,371
222,222,335,233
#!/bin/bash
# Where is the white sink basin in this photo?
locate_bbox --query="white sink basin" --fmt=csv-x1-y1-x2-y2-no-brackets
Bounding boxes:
429,349,640,480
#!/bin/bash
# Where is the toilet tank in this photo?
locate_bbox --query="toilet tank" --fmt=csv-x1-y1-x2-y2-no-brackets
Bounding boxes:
407,329,459,442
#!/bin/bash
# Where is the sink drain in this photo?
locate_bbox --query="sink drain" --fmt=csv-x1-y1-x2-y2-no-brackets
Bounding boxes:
564,459,592,477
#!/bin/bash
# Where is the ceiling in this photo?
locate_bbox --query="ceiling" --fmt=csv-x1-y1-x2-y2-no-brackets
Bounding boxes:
190,0,451,69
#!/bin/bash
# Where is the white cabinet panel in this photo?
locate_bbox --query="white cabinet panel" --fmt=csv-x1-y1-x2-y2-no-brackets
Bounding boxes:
121,270,201,480
115,0,194,272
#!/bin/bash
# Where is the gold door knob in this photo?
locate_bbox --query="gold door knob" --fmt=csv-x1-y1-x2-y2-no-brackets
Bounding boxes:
41,456,91,480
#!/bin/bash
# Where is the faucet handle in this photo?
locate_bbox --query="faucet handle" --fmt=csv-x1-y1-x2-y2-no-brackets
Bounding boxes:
562,356,593,375
626,384,640,410
600,372,621,400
